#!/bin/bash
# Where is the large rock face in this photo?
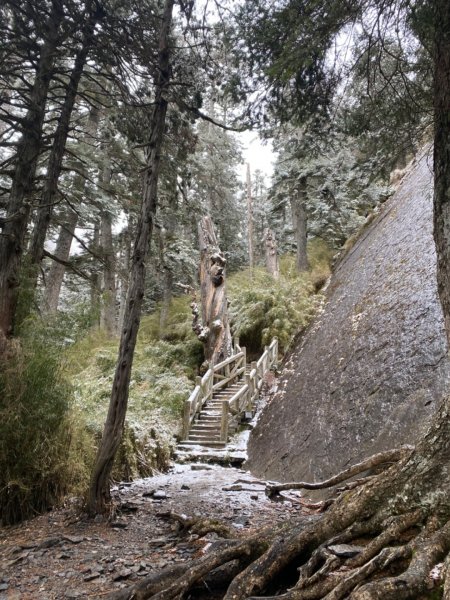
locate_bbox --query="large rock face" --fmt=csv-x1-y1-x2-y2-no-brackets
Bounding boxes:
247,151,450,483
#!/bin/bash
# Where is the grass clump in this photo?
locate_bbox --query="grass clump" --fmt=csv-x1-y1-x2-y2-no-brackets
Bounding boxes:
0,324,87,526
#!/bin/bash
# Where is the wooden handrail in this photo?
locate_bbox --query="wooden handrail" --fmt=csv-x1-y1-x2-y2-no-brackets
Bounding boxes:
213,351,245,372
181,337,278,442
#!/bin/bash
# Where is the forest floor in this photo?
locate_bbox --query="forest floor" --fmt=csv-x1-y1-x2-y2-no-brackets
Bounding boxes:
0,463,313,599
0,376,316,600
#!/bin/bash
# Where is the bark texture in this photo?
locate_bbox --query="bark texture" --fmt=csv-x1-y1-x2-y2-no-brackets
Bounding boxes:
0,0,63,337
87,0,174,514
28,0,98,276
43,209,78,312
433,0,450,345
193,216,232,367
263,228,279,280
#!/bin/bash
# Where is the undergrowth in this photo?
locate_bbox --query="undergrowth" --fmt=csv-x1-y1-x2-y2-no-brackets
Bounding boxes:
0,323,85,526
65,296,203,482
228,240,331,354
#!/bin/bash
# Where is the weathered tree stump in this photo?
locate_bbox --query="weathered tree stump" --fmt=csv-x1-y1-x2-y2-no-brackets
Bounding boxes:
192,216,232,368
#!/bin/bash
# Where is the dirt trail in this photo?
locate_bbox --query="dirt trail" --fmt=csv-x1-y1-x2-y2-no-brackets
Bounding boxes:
0,373,312,599
0,461,310,599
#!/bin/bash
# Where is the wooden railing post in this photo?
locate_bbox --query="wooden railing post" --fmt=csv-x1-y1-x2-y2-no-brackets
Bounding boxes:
252,360,258,390
208,369,213,401
245,373,252,411
220,400,229,442
195,375,202,414
182,401,191,440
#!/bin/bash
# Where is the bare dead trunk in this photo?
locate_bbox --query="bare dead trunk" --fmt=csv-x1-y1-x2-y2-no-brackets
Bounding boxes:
87,0,174,515
247,163,254,272
0,0,63,338
264,228,279,280
192,216,232,367
290,180,309,272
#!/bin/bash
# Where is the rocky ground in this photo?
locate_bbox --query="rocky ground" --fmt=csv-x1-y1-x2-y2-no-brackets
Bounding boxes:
0,459,313,599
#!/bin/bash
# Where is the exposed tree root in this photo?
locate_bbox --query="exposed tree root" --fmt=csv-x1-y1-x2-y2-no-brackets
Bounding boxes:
443,552,450,599
109,398,450,600
265,446,414,498
158,510,235,538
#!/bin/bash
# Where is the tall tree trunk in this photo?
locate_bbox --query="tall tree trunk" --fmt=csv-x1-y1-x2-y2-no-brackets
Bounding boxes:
100,209,116,335
87,0,174,515
290,179,309,272
90,220,101,325
43,209,78,312
42,106,100,313
0,0,63,340
118,217,132,332
433,0,450,345
27,1,98,284
246,163,254,272
192,216,232,368
158,227,172,338
264,228,279,280
99,130,116,336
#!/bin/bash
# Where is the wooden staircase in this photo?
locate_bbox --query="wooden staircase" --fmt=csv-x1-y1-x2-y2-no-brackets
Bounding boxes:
178,340,278,450
181,381,247,448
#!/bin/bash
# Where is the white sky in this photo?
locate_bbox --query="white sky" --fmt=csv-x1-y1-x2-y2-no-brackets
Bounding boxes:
237,131,275,184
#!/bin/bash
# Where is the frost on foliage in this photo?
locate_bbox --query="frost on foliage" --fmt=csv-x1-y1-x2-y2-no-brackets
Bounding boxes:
269,122,392,250
67,306,201,479
228,258,322,352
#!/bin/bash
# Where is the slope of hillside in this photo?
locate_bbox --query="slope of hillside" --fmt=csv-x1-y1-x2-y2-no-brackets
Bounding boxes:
247,149,450,484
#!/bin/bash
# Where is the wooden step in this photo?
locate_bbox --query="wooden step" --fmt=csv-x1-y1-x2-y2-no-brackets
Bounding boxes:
189,426,221,434
180,440,226,448
188,429,220,440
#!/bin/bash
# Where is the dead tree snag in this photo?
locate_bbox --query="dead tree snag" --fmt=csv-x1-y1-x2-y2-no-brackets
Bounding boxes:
263,228,279,280
192,216,232,368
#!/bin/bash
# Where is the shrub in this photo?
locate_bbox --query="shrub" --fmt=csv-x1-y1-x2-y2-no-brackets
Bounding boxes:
0,331,85,525
228,243,331,355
